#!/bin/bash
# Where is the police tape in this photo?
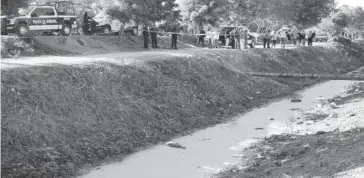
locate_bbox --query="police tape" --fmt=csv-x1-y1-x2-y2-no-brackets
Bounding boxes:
1,29,254,39
144,29,253,36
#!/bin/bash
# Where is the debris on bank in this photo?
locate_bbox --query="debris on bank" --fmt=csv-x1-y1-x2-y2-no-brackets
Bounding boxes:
290,98,302,103
165,141,186,149
214,81,364,178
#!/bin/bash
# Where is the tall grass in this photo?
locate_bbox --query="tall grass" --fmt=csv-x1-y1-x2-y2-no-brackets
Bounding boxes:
1,41,364,178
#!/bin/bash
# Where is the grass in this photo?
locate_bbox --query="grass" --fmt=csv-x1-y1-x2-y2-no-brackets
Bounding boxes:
1,41,364,178
1,35,197,58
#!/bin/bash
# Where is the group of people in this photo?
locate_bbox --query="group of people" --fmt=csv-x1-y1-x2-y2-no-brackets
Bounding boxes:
139,24,319,50
141,25,180,49
263,29,317,49
196,28,220,48
196,27,249,50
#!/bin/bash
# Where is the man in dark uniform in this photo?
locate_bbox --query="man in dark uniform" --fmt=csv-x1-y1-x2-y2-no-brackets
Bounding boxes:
150,26,158,48
171,27,178,49
197,28,206,47
83,12,89,34
142,25,149,49
235,28,241,50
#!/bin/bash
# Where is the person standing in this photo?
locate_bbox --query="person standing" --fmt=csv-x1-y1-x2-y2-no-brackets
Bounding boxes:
197,28,206,47
292,31,296,45
235,28,241,50
301,30,306,46
150,26,158,48
231,28,236,49
286,30,291,46
243,30,248,50
312,31,316,46
171,27,178,49
207,28,213,49
308,31,313,46
263,30,271,48
280,31,287,49
296,31,301,47
225,29,231,47
142,26,149,49
239,28,246,50
213,29,220,48
272,31,277,48
83,12,89,34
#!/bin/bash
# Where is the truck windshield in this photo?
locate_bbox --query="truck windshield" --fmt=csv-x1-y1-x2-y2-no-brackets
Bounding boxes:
56,2,75,15
19,7,35,16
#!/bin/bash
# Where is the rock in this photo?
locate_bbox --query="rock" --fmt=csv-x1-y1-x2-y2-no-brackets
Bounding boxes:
270,118,274,121
329,112,339,119
247,96,254,100
96,167,100,170
291,98,302,103
306,121,314,125
282,173,292,178
297,121,304,125
166,141,186,149
303,144,310,148
274,161,283,166
349,113,356,117
255,128,264,130
199,138,211,142
316,131,327,135
232,154,247,159
290,136,297,140
329,102,340,109
254,153,264,159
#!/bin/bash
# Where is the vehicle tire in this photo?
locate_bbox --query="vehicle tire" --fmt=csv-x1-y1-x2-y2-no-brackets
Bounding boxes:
103,26,111,34
250,40,256,48
16,23,29,36
61,24,72,36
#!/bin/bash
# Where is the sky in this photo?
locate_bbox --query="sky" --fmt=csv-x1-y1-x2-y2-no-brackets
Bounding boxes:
336,0,364,8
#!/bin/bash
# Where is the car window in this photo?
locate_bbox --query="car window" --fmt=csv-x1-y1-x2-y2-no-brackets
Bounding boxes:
31,8,43,17
42,8,55,16
31,8,55,17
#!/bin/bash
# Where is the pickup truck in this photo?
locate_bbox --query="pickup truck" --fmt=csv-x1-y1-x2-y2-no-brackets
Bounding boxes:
91,13,137,36
6,3,77,36
219,26,257,48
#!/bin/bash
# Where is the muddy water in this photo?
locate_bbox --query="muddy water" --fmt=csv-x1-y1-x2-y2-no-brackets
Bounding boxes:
79,81,356,178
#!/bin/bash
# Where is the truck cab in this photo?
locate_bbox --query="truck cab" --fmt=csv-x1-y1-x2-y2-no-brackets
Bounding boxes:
6,1,77,36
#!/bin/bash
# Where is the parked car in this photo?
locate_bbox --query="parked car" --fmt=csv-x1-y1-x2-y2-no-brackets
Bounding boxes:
1,15,8,35
91,11,137,36
315,33,329,42
157,22,185,36
218,26,257,48
5,1,77,36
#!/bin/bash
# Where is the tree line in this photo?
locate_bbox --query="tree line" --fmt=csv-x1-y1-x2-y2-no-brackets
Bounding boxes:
25,0,364,39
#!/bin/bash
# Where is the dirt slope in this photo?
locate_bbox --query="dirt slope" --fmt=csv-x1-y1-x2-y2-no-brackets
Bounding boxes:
1,35,197,57
1,41,364,178
215,81,364,178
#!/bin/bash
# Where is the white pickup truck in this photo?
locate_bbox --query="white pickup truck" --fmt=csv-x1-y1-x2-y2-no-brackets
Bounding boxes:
6,2,77,36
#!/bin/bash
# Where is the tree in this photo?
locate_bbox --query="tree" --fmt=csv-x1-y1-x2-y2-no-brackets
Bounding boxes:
105,0,180,44
186,0,336,33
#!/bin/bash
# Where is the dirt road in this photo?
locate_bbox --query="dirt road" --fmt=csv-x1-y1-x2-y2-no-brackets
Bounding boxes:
1,43,327,70
1,48,197,70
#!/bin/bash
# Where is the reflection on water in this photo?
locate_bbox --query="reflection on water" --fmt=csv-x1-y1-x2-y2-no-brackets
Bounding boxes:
79,81,355,178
